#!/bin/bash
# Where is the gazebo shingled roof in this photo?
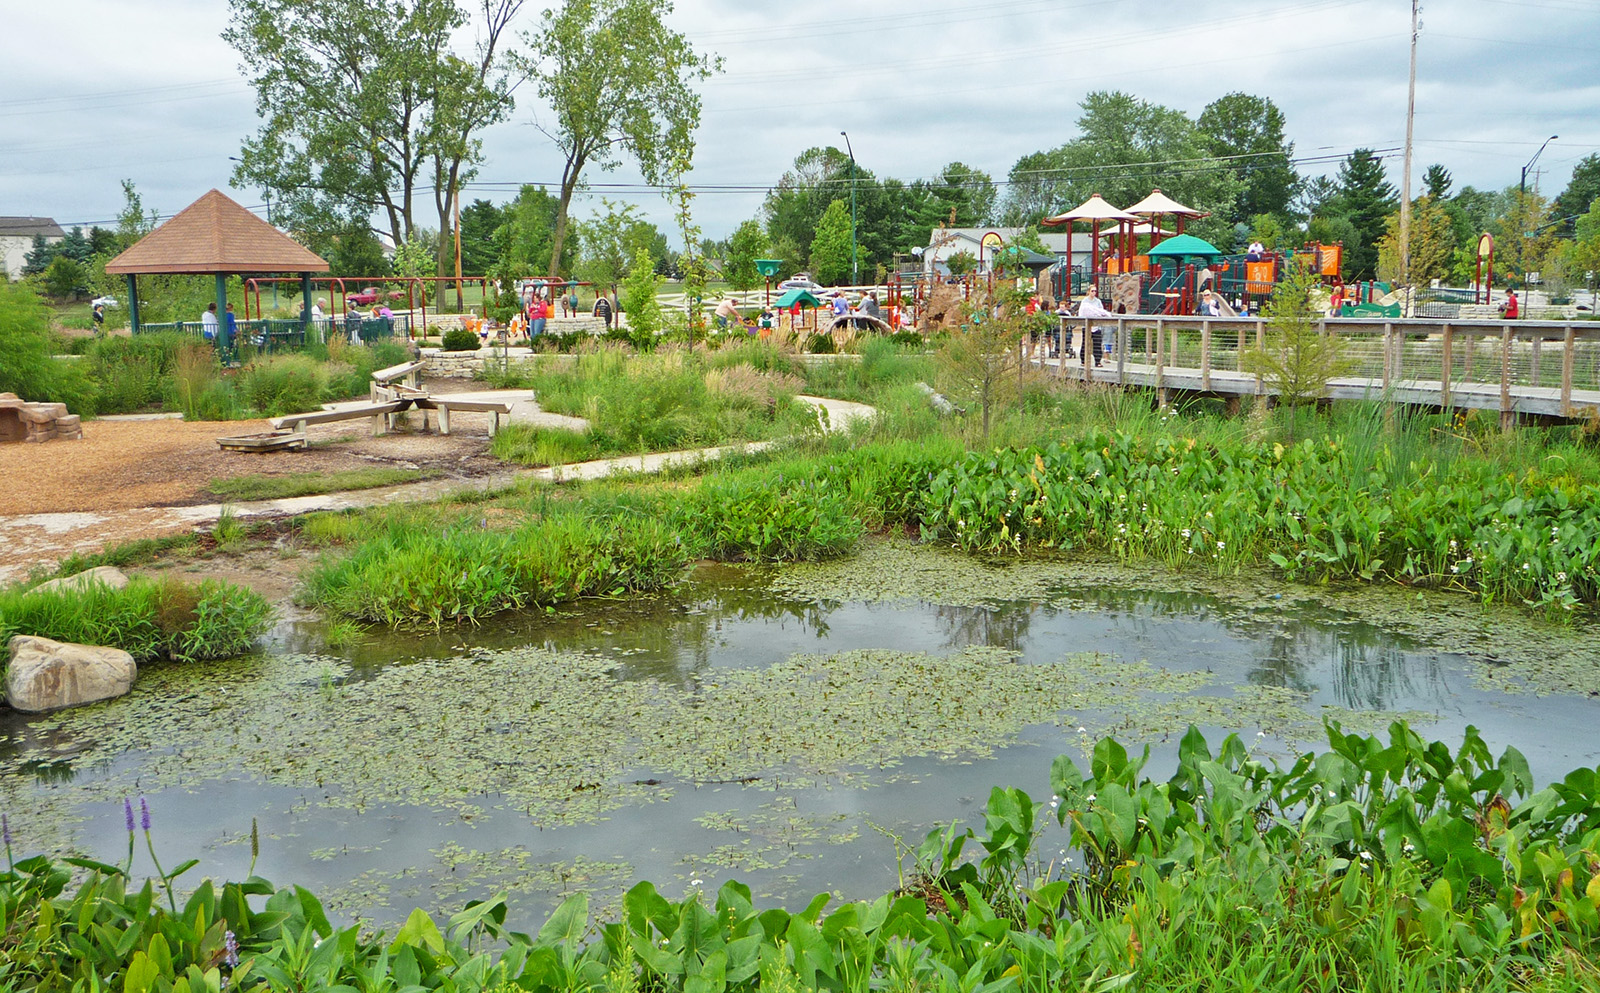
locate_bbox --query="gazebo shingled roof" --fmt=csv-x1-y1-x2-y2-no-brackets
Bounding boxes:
106,189,327,275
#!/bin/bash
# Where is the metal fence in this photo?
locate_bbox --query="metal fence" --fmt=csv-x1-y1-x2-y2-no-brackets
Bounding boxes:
134,314,411,352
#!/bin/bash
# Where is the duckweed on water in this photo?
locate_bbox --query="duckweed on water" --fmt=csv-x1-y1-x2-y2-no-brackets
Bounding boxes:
0,635,1424,861
775,536,1600,697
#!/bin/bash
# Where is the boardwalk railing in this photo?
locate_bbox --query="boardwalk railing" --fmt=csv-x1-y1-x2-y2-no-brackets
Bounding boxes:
1039,316,1600,419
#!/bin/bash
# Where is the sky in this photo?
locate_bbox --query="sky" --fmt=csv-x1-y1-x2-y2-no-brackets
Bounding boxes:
3,0,1598,247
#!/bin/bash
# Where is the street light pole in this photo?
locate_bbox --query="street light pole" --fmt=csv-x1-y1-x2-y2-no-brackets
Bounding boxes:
1519,135,1557,289
1521,135,1558,197
840,131,858,286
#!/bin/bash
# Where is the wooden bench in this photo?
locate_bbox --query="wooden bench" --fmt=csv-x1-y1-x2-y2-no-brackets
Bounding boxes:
413,397,513,435
269,401,407,441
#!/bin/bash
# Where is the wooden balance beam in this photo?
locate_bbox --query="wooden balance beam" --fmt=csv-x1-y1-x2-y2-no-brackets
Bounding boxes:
411,397,513,435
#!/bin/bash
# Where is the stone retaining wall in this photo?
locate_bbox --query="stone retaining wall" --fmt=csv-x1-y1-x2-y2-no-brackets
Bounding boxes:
421,350,581,379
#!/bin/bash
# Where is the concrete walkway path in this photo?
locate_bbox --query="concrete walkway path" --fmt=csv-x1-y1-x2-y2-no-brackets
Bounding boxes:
0,395,875,582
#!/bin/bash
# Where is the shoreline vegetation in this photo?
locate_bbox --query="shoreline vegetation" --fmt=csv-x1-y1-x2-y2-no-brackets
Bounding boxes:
4,722,1599,992
6,334,1600,990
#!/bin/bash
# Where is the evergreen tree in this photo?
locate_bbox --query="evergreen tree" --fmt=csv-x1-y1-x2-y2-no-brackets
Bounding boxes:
21,234,55,276
1422,164,1452,200
1330,149,1397,279
1554,154,1600,235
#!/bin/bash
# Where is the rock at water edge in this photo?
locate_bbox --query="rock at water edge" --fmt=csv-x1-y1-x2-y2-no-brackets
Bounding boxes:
29,566,130,597
5,635,137,712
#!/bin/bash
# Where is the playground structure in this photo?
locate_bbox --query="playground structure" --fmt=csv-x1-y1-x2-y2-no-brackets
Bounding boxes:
891,189,1369,327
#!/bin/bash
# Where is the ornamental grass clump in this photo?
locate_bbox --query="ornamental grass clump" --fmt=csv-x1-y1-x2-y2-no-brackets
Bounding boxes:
303,510,687,627
0,576,272,664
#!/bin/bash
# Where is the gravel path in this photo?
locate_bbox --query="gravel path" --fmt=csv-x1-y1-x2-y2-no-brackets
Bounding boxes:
0,395,875,583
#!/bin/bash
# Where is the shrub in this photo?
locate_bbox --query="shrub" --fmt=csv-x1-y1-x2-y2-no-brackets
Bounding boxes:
0,280,98,415
806,332,836,354
0,576,272,664
234,355,330,417
440,326,480,352
488,425,595,466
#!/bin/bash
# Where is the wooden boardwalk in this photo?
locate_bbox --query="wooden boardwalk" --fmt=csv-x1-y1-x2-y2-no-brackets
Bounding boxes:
1039,315,1600,419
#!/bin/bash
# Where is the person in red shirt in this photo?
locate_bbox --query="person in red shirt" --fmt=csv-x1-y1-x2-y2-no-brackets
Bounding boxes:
527,294,548,338
1501,290,1519,319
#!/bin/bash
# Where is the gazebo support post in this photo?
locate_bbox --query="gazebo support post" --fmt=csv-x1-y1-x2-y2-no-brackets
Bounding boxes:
125,275,141,335
215,274,229,357
301,275,314,343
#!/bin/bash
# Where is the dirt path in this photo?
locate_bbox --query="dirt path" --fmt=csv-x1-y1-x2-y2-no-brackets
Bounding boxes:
0,395,875,583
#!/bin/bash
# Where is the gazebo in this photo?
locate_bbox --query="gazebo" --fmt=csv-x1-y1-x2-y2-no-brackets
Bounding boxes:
1041,194,1137,299
105,189,328,345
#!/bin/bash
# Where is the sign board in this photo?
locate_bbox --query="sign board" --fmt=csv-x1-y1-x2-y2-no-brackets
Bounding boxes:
980,232,1005,251
1477,232,1494,259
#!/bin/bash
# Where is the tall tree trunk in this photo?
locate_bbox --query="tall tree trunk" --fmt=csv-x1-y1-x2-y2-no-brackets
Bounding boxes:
547,152,586,279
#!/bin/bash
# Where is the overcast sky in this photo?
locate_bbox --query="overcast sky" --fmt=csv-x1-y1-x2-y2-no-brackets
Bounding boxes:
4,0,1598,245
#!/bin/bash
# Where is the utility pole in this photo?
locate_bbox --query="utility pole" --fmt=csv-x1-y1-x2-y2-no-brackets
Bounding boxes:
1399,0,1419,291
454,190,464,312
840,131,858,286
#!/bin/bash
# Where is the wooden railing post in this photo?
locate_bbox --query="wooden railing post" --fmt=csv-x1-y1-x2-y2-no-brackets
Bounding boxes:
1440,324,1453,409
1499,324,1514,429
1200,320,1212,391
1155,317,1165,393
1561,325,1575,414
1382,323,1393,389
1116,318,1126,385
1254,319,1265,395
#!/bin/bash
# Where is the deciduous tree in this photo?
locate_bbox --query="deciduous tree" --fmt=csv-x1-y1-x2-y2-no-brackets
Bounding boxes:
1244,259,1349,425
808,200,853,286
723,219,766,292
1377,195,1455,285
517,0,718,279
1198,92,1299,224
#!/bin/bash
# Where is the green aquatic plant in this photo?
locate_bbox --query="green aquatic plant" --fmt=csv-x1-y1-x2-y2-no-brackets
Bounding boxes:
5,723,1600,993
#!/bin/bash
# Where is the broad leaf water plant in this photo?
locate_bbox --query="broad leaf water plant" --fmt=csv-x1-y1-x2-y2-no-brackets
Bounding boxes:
5,724,1600,991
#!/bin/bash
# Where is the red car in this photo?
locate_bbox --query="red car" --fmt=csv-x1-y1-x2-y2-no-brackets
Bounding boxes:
346,287,382,305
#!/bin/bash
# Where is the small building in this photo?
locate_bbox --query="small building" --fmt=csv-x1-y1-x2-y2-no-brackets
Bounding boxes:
0,217,65,279
922,226,1095,276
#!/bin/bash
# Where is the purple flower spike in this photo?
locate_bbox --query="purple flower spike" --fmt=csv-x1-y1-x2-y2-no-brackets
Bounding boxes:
139,797,151,832
2,812,11,846
224,929,240,968
123,798,135,833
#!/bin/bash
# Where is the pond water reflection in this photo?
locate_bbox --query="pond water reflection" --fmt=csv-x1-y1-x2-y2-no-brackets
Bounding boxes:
2,552,1596,933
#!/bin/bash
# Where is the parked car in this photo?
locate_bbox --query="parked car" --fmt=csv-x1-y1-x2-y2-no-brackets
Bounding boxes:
91,295,119,308
346,287,382,306
777,273,824,294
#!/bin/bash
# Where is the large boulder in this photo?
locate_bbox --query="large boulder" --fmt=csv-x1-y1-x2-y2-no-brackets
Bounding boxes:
5,636,137,712
29,566,130,597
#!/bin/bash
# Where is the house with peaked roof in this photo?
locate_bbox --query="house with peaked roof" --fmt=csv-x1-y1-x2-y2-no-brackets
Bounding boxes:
922,227,1095,276
0,217,65,279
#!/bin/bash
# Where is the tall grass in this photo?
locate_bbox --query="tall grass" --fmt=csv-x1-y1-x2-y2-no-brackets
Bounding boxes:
0,577,273,664
301,510,688,627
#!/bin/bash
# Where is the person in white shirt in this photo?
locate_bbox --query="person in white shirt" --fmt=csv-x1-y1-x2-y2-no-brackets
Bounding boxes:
1076,292,1113,367
200,303,219,341
1247,240,1265,262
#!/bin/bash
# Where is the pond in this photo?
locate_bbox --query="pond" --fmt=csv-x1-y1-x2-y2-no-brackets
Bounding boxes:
3,539,1597,930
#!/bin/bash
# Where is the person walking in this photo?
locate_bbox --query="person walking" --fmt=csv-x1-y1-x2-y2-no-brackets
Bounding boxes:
1501,289,1519,319
92,303,105,337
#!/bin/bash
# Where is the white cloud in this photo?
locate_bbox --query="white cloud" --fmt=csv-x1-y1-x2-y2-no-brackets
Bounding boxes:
2,0,1594,242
